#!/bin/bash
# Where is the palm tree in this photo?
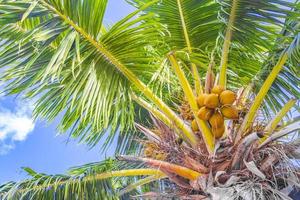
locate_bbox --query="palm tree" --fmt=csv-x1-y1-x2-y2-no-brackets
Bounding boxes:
0,0,299,199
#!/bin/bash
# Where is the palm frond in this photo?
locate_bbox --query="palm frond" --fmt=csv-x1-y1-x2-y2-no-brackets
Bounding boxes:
217,0,296,85
128,0,220,72
0,159,165,200
128,0,299,114
251,14,300,115
129,0,220,51
0,0,163,147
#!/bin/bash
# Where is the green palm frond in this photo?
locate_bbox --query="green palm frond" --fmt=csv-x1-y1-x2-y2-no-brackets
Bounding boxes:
128,0,299,106
0,159,166,200
0,0,163,147
1,0,298,148
218,1,299,116
252,18,300,114
0,1,299,198
128,0,220,75
0,161,118,200
216,0,299,113
129,0,220,51
217,0,295,83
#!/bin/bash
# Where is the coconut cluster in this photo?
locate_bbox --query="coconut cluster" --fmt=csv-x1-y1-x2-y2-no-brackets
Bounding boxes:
192,85,239,139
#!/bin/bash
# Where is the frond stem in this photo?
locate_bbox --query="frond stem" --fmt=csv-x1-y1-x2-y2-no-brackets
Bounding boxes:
176,0,203,95
236,53,288,142
168,53,214,153
219,0,239,87
119,155,201,181
5,169,164,195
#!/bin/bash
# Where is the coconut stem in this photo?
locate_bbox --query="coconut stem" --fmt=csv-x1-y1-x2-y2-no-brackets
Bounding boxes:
205,61,215,93
184,156,209,173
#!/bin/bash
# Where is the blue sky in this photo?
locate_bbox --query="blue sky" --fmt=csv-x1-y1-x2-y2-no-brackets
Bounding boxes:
0,1,134,184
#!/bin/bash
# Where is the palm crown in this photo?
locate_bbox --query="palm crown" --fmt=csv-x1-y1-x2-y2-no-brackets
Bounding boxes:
0,0,299,199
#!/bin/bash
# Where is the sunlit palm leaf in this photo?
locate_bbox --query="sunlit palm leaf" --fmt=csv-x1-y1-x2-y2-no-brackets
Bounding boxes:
252,17,300,114
128,0,220,74
128,0,299,113
217,1,299,116
0,159,166,200
0,0,162,147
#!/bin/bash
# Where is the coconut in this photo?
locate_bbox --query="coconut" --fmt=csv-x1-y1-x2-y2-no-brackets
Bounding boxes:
212,125,225,139
219,90,236,105
191,119,199,132
221,105,239,119
196,94,207,107
197,107,213,121
204,94,219,108
211,85,225,95
209,112,224,128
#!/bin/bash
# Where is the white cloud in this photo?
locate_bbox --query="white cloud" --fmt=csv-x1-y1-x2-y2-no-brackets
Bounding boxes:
0,143,14,155
0,100,35,155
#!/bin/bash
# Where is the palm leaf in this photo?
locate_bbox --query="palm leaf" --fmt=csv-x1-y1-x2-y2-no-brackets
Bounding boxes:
128,0,299,113
0,159,165,200
0,0,163,147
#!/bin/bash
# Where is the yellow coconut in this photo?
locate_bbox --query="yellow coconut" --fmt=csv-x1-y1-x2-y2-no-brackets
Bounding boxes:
209,112,224,128
212,125,225,139
197,107,213,121
204,94,219,109
196,94,207,107
211,85,225,95
219,90,236,105
191,119,199,132
221,105,239,119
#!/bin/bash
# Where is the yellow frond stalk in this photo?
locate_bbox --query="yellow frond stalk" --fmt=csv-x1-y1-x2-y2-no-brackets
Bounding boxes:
238,53,288,138
16,169,164,193
120,156,202,181
219,0,239,87
176,0,203,95
168,53,214,153
260,98,296,143
89,169,164,181
164,162,201,181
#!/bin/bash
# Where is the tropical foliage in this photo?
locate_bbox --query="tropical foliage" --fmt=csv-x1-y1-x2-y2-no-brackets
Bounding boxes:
0,0,299,199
